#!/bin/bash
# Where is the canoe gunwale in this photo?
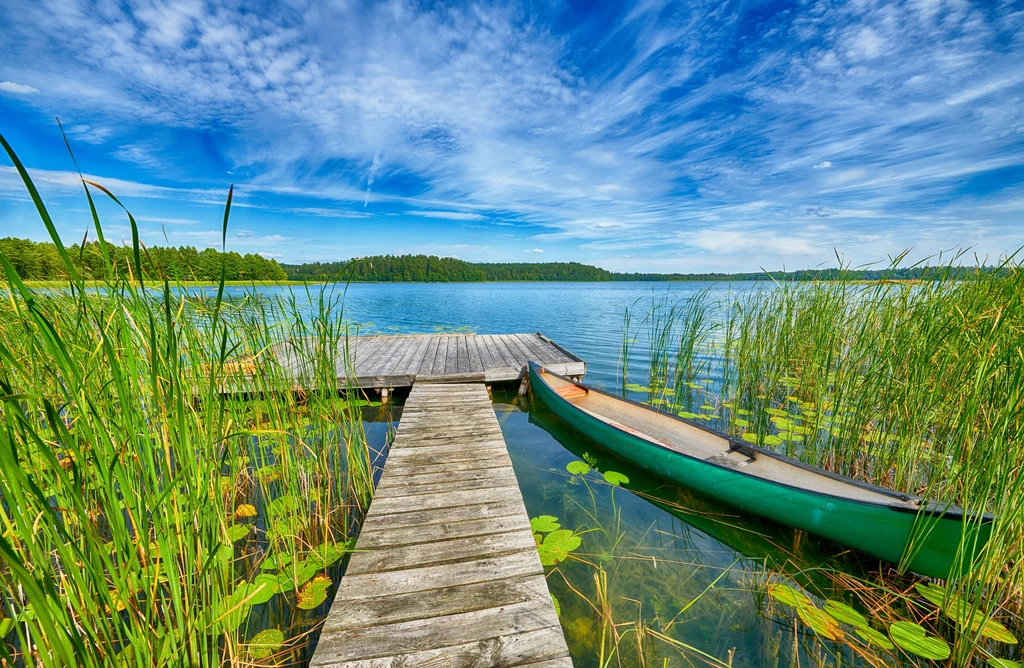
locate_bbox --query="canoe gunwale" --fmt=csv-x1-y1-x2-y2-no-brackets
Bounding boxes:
529,362,993,525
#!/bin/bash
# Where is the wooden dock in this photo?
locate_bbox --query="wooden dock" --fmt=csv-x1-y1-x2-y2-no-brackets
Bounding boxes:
274,332,585,389
310,382,573,667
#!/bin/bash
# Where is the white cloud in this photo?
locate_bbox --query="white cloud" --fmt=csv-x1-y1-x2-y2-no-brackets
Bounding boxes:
408,210,486,221
134,215,201,225
258,251,282,258
0,81,38,95
0,0,1021,270
523,248,544,253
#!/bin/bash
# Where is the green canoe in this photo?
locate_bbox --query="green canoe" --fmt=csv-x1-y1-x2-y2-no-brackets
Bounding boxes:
528,362,992,579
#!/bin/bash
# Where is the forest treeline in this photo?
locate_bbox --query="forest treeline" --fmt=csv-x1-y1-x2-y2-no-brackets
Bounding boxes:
0,238,1004,283
0,237,288,281
282,255,614,282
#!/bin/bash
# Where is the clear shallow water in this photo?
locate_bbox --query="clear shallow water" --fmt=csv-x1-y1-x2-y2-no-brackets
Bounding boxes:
210,282,872,665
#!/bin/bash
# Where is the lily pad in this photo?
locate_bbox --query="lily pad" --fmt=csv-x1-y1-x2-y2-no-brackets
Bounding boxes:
823,600,868,629
249,628,284,660
306,540,352,569
856,626,895,650
603,471,629,486
530,515,561,533
797,603,843,640
551,594,561,618
248,575,280,606
915,583,1018,644
297,575,332,610
565,461,590,476
768,583,812,608
227,524,251,543
537,530,581,566
235,504,257,519
261,551,294,571
741,432,760,444
889,621,951,660
268,495,301,516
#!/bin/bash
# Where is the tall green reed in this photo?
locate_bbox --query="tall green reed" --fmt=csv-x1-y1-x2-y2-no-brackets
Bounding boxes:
619,260,1024,665
0,132,378,666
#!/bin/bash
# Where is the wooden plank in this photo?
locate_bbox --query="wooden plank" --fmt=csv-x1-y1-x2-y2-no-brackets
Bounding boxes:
330,549,543,600
497,334,533,365
536,331,584,364
320,576,548,629
380,336,421,376
356,513,530,549
311,381,569,666
346,531,538,575
467,334,487,373
430,335,450,375
402,335,436,377
349,499,527,530
416,336,443,375
482,334,517,368
310,626,571,667
366,486,521,516
516,333,568,364
456,335,471,374
315,598,558,660
374,466,518,489
364,336,410,377
444,336,461,375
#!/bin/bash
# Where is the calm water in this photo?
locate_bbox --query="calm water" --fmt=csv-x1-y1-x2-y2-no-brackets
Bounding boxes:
217,282,871,666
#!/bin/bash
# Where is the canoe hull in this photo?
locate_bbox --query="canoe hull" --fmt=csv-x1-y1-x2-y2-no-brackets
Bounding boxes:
529,365,991,579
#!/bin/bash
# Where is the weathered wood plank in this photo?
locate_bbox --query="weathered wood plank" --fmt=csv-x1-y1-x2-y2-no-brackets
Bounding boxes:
444,336,460,375
350,499,527,530
310,626,571,668
321,576,548,629
356,513,530,549
311,381,569,666
315,598,558,660
429,335,450,375
347,530,538,575
467,334,486,373
367,485,521,516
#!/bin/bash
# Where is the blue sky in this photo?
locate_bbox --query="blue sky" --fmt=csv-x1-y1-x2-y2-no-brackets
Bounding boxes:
1,0,1022,272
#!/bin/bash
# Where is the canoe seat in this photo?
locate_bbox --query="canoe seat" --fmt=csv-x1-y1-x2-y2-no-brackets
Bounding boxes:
705,450,755,470
555,385,588,400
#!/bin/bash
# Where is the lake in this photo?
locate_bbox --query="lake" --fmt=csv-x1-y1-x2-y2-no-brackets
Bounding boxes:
219,281,872,666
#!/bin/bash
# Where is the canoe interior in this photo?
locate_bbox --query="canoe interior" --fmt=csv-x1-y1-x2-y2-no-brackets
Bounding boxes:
537,367,922,511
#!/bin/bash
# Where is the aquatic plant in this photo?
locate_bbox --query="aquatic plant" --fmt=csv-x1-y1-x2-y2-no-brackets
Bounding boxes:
619,256,1024,665
0,132,384,665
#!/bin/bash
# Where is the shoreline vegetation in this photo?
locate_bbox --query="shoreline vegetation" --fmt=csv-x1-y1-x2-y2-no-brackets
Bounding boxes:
2,236,1012,285
615,267,1024,666
0,133,381,665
